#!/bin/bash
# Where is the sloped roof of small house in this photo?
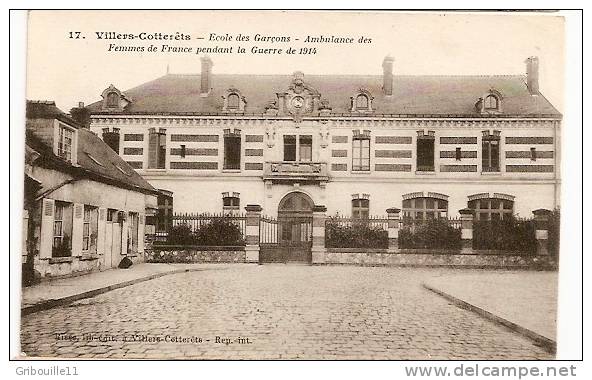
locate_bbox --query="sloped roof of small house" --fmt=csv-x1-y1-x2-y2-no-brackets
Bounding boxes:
87,73,561,117
26,101,157,195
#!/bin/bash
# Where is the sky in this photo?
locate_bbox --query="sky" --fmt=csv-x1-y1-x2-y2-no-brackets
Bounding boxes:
25,10,564,112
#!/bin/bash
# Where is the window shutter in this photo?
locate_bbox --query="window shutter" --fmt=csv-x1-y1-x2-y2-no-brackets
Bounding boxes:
148,131,158,169
74,204,83,219
39,199,55,259
43,199,54,216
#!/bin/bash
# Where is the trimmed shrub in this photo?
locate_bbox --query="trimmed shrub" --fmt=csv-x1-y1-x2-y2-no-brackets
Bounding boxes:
166,224,196,245
325,219,388,249
165,218,245,246
195,218,245,246
399,218,461,249
473,217,537,253
547,208,560,258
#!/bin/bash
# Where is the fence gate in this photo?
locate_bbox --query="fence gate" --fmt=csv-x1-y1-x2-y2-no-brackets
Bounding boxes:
259,215,313,263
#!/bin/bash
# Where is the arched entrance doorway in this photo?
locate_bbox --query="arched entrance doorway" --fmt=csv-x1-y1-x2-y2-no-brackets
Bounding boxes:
278,191,314,256
260,192,314,263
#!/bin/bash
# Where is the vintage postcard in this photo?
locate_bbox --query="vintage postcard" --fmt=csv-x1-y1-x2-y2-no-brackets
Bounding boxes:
16,10,573,362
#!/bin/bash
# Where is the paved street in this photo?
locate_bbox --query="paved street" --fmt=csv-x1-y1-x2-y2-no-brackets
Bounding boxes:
20,265,553,360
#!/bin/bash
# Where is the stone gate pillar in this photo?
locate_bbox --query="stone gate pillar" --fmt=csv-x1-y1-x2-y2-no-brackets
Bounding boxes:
311,205,327,264
459,208,474,254
533,209,552,256
244,204,262,263
386,208,401,253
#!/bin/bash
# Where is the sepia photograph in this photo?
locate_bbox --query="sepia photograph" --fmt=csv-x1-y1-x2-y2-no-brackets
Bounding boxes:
10,9,581,365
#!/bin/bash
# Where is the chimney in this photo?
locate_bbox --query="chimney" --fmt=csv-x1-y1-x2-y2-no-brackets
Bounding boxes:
382,56,394,96
200,56,213,96
526,56,540,95
102,128,120,153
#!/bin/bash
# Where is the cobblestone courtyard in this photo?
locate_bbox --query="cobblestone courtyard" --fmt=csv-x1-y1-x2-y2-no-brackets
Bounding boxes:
20,265,553,360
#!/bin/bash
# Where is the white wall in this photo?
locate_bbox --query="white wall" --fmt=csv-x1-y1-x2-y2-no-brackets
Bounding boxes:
90,116,560,218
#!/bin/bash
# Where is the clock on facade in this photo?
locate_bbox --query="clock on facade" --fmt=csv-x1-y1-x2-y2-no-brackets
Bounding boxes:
291,96,305,109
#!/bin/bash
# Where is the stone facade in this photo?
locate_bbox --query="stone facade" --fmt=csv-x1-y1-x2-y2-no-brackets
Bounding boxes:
86,56,561,228
89,117,560,219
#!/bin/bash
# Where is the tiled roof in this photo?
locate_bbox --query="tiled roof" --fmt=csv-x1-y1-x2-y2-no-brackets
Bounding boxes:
26,100,83,126
88,73,561,117
26,101,157,194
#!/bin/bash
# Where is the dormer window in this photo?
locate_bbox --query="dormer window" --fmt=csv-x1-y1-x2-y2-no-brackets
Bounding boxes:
54,122,77,164
227,93,240,110
350,89,374,113
356,94,369,110
106,92,119,108
484,94,499,110
477,90,502,113
57,125,74,161
101,84,130,111
222,89,246,113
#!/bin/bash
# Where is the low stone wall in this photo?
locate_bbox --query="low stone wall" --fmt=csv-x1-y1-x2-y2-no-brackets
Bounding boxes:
318,250,557,269
148,245,246,263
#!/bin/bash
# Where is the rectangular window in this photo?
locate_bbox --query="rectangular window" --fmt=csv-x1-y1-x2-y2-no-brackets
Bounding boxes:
82,206,98,253
455,147,462,161
223,195,240,214
417,138,435,171
352,199,370,219
530,147,537,161
284,135,297,161
148,129,167,169
180,144,186,158
57,125,74,162
482,137,500,172
128,212,139,254
52,201,73,257
352,137,370,171
299,135,312,162
224,135,241,170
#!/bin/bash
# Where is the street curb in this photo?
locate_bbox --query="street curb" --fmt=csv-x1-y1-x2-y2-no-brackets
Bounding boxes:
422,283,556,355
21,268,199,317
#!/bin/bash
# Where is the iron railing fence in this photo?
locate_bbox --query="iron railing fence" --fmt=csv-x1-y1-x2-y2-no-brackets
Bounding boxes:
325,215,390,230
259,215,279,245
399,216,463,231
171,212,248,239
